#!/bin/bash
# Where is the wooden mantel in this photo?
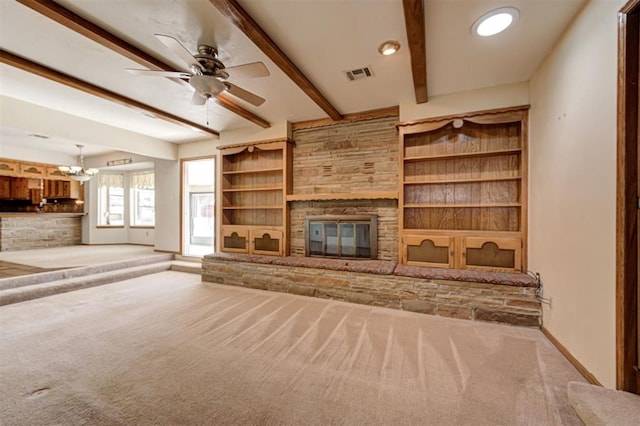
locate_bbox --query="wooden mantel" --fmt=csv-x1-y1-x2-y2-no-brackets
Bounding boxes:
286,192,398,202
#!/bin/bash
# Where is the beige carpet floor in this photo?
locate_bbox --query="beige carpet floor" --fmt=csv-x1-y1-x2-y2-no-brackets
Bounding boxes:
0,244,156,269
0,271,585,425
0,260,64,279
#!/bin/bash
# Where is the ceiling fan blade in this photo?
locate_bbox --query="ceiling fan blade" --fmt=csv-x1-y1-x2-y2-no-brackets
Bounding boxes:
155,34,204,73
224,82,265,106
191,92,208,105
224,62,270,78
126,69,191,78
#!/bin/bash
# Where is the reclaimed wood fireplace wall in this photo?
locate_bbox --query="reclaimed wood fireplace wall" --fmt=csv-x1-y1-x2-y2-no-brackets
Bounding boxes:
288,113,400,260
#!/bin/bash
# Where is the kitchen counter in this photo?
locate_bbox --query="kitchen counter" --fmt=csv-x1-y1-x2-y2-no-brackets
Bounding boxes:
0,213,85,251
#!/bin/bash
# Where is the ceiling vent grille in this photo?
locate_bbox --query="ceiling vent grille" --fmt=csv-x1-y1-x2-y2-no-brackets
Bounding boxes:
343,66,374,81
28,133,50,139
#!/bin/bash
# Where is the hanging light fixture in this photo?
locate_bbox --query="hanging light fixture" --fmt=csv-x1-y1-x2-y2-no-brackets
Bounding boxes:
58,144,99,183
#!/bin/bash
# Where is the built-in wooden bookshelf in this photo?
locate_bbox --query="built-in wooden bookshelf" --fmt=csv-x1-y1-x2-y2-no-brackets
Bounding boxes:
218,139,293,256
397,106,529,272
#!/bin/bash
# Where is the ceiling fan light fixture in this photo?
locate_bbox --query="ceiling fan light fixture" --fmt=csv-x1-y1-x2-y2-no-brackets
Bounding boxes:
472,7,519,37
378,40,401,56
189,74,226,98
130,34,267,108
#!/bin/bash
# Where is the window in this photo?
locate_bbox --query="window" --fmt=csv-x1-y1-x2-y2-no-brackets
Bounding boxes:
130,170,155,226
98,173,124,226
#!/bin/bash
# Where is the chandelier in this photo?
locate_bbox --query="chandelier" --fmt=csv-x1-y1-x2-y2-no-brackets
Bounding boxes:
58,144,99,183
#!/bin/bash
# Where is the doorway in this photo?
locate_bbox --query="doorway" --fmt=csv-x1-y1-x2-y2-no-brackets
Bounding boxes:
182,157,215,257
617,0,639,393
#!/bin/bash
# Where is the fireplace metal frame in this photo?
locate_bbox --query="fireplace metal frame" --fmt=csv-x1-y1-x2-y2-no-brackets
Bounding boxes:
304,215,377,259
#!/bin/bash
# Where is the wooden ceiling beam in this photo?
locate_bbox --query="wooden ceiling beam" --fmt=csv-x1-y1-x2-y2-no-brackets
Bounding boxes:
402,0,428,103
0,49,219,137
214,95,269,128
16,0,271,129
209,0,343,121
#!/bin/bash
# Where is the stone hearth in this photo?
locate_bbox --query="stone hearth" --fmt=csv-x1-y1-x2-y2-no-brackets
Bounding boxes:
202,253,541,327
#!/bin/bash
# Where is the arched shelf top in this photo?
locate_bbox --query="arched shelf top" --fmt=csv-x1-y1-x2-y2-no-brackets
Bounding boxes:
396,105,530,135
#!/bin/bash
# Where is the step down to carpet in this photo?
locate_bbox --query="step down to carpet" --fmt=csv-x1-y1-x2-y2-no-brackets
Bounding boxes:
0,255,203,306
0,261,176,306
568,381,640,426
170,260,202,275
0,253,175,291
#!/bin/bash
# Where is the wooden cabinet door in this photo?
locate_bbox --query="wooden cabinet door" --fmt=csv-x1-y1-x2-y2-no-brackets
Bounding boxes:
0,176,10,199
67,180,81,199
43,180,53,198
10,178,30,199
46,167,68,180
251,229,283,256
44,180,59,198
19,163,46,179
0,160,19,177
62,181,70,197
43,179,80,199
402,234,455,268
30,188,43,204
221,227,249,253
459,237,522,273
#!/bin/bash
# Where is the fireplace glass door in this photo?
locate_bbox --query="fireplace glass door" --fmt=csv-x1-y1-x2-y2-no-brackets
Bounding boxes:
305,216,376,259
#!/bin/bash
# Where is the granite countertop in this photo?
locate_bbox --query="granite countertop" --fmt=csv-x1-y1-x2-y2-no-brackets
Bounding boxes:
0,212,87,217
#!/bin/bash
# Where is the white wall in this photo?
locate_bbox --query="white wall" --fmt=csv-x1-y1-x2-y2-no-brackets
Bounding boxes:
154,159,181,252
528,0,623,388
399,82,530,122
178,139,216,159
218,121,291,146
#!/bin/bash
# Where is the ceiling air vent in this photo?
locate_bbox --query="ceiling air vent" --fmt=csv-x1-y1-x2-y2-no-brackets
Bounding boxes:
28,133,50,139
343,66,374,81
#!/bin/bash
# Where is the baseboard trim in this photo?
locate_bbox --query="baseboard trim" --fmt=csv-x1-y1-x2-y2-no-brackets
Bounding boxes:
541,326,603,386
154,249,180,255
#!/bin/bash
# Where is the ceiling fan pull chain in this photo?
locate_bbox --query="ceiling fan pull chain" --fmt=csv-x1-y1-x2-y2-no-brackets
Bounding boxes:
207,98,210,126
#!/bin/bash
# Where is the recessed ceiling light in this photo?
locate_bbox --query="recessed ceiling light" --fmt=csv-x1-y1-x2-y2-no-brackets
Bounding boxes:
472,7,519,37
378,40,401,56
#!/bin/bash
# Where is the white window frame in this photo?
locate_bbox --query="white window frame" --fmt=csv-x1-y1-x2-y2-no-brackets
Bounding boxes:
130,170,155,227
97,173,125,226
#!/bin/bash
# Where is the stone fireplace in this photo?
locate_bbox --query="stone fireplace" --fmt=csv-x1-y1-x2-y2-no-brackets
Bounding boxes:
288,114,401,261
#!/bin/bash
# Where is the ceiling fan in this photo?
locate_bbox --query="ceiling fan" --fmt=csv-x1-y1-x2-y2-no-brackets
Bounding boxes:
127,34,269,106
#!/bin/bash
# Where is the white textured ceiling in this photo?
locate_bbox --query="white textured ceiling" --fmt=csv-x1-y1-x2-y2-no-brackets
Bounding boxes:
0,0,586,160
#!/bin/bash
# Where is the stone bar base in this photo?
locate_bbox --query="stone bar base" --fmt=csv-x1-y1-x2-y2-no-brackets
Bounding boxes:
0,214,83,252
202,253,541,327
